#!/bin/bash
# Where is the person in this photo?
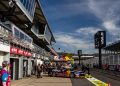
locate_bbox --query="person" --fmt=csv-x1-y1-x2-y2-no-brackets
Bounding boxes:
86,64,90,75
74,63,77,70
81,64,90,75
48,63,52,76
81,64,85,72
37,64,42,78
0,61,10,86
44,64,48,74
40,64,44,76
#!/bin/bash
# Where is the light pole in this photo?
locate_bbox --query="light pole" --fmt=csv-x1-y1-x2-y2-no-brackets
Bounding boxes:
94,31,106,69
78,50,82,66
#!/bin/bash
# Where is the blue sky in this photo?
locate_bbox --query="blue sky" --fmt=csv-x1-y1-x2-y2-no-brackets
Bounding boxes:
40,0,120,54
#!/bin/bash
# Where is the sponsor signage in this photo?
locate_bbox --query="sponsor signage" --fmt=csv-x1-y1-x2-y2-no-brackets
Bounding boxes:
23,51,32,57
94,31,106,49
10,47,32,57
17,49,24,55
23,51,28,56
27,52,32,57
10,47,18,54
78,50,82,56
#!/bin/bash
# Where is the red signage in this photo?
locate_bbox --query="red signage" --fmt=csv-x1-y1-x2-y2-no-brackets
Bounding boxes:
17,49,24,55
10,47,32,57
23,51,28,56
10,47,18,54
27,52,32,57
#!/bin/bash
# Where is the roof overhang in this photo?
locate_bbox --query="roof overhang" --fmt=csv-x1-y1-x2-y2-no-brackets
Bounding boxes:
47,45,58,56
36,0,56,43
104,40,120,51
19,27,50,51
0,0,32,28
0,0,55,50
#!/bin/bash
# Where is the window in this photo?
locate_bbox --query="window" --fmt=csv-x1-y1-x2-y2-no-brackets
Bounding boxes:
22,0,26,7
13,26,32,43
24,35,32,43
24,35,27,41
20,32,24,40
20,0,24,3
20,0,36,18
31,25,39,35
44,26,52,44
14,28,20,38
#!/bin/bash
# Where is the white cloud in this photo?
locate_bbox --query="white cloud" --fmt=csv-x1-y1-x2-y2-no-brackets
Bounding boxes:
76,27,102,35
88,0,120,37
102,20,120,36
54,26,104,54
88,0,120,21
103,20,116,30
54,32,95,54
43,0,120,53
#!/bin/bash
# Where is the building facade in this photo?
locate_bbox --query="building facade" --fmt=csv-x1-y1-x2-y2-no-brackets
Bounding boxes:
0,0,57,80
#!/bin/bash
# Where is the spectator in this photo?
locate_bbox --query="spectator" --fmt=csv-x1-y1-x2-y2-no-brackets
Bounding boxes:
86,64,90,75
37,64,42,78
48,63,52,76
0,61,10,86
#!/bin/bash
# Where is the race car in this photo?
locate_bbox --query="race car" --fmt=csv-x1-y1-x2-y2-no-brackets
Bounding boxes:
70,70,85,78
52,68,71,77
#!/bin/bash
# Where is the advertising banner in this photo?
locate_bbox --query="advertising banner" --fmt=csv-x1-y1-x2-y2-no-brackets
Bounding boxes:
17,49,24,55
10,47,32,57
10,47,18,54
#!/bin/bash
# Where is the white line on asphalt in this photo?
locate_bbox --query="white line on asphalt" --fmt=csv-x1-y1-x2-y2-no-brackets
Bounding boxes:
85,74,108,86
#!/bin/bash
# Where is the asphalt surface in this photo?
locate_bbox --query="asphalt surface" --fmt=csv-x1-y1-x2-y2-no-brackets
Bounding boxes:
91,69,120,86
71,68,120,86
70,78,94,86
12,70,120,86
12,76,72,86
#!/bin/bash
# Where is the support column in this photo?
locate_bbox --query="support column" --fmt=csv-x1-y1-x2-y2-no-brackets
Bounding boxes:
19,57,23,79
99,48,102,69
108,50,110,64
28,58,32,76
105,50,107,64
13,60,15,80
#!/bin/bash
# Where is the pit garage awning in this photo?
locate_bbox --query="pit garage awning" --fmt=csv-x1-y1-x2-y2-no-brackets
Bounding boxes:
104,40,120,51
0,0,31,28
73,55,94,61
35,0,55,44
47,45,58,56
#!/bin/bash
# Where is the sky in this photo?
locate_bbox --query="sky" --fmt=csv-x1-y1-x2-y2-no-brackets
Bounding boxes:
40,0,120,54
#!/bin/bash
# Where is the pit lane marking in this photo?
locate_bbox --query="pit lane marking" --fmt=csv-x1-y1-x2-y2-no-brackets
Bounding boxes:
85,75,108,86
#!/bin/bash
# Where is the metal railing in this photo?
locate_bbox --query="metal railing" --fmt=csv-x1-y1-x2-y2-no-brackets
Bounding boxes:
0,24,11,45
0,23,33,49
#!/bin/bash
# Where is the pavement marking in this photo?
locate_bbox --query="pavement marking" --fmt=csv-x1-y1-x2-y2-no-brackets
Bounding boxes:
85,74,108,86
